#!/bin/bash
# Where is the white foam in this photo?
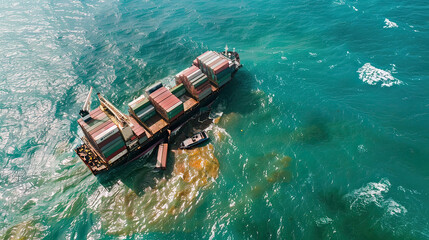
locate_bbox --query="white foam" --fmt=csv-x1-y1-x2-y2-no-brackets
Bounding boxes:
316,217,333,226
345,178,407,216
384,199,407,216
384,18,398,28
347,178,391,210
357,63,402,87
358,144,367,153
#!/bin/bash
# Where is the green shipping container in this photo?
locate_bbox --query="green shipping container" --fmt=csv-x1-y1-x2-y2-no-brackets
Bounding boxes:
133,99,151,113
100,136,122,151
85,116,110,132
170,84,187,97
83,115,109,130
193,76,208,88
139,111,156,122
102,140,125,158
167,104,184,119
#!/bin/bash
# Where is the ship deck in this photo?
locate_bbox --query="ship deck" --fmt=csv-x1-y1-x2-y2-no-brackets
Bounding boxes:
75,143,108,174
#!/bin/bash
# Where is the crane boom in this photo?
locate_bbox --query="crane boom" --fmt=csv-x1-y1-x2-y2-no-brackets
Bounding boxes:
97,93,135,142
80,87,93,118
97,93,130,127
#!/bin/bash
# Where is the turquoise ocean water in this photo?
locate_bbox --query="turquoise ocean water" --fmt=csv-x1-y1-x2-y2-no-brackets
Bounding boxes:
1,0,428,239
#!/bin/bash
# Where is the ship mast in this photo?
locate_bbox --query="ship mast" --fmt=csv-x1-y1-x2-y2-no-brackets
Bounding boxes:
80,87,93,117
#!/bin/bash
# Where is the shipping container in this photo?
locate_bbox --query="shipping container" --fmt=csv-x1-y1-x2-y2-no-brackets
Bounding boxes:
107,149,128,164
145,82,163,95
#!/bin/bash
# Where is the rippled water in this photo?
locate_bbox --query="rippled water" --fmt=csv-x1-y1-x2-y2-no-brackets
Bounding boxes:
1,0,428,239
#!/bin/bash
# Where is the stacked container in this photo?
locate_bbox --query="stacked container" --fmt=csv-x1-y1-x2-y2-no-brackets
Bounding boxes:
128,95,157,124
194,51,233,87
129,116,149,145
145,82,163,95
170,83,186,98
149,87,184,122
175,66,212,101
77,108,128,164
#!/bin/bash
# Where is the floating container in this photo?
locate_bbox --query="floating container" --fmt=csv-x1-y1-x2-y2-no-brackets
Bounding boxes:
156,142,168,169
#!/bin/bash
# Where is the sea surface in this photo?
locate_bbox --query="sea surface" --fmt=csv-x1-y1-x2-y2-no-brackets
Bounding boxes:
0,0,428,239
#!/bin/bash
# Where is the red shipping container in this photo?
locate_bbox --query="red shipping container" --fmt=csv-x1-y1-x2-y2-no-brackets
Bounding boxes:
149,87,168,100
87,108,102,119
181,66,199,77
195,82,211,92
196,51,211,59
88,120,112,135
164,99,180,111
193,59,199,67
214,61,229,74
160,95,180,110
159,97,174,109
207,57,223,69
78,111,106,127
92,122,116,139
153,90,171,103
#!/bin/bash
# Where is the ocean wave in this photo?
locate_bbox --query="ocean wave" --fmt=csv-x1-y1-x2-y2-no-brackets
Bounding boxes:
384,18,398,28
357,63,402,87
345,178,407,216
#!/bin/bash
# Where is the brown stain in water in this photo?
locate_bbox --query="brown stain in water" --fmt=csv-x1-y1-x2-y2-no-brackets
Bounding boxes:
97,144,219,235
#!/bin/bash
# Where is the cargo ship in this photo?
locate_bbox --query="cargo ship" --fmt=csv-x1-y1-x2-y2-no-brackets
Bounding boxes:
74,47,241,175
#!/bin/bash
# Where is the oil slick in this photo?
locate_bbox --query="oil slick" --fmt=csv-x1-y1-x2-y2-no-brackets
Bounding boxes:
249,152,293,198
97,144,219,235
1,220,44,240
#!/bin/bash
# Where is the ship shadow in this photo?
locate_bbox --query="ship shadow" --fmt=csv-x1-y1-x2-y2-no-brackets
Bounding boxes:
216,69,262,115
96,110,216,195
95,152,168,196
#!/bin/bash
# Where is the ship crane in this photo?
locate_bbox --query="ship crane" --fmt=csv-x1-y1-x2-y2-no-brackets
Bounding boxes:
97,93,137,146
79,87,93,118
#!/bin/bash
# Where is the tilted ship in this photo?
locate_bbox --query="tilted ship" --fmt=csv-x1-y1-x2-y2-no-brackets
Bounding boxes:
74,47,241,175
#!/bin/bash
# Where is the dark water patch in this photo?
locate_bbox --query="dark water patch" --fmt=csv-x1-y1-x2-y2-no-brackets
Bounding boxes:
292,122,330,145
233,214,278,240
318,188,348,213
217,70,261,115
96,156,162,196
